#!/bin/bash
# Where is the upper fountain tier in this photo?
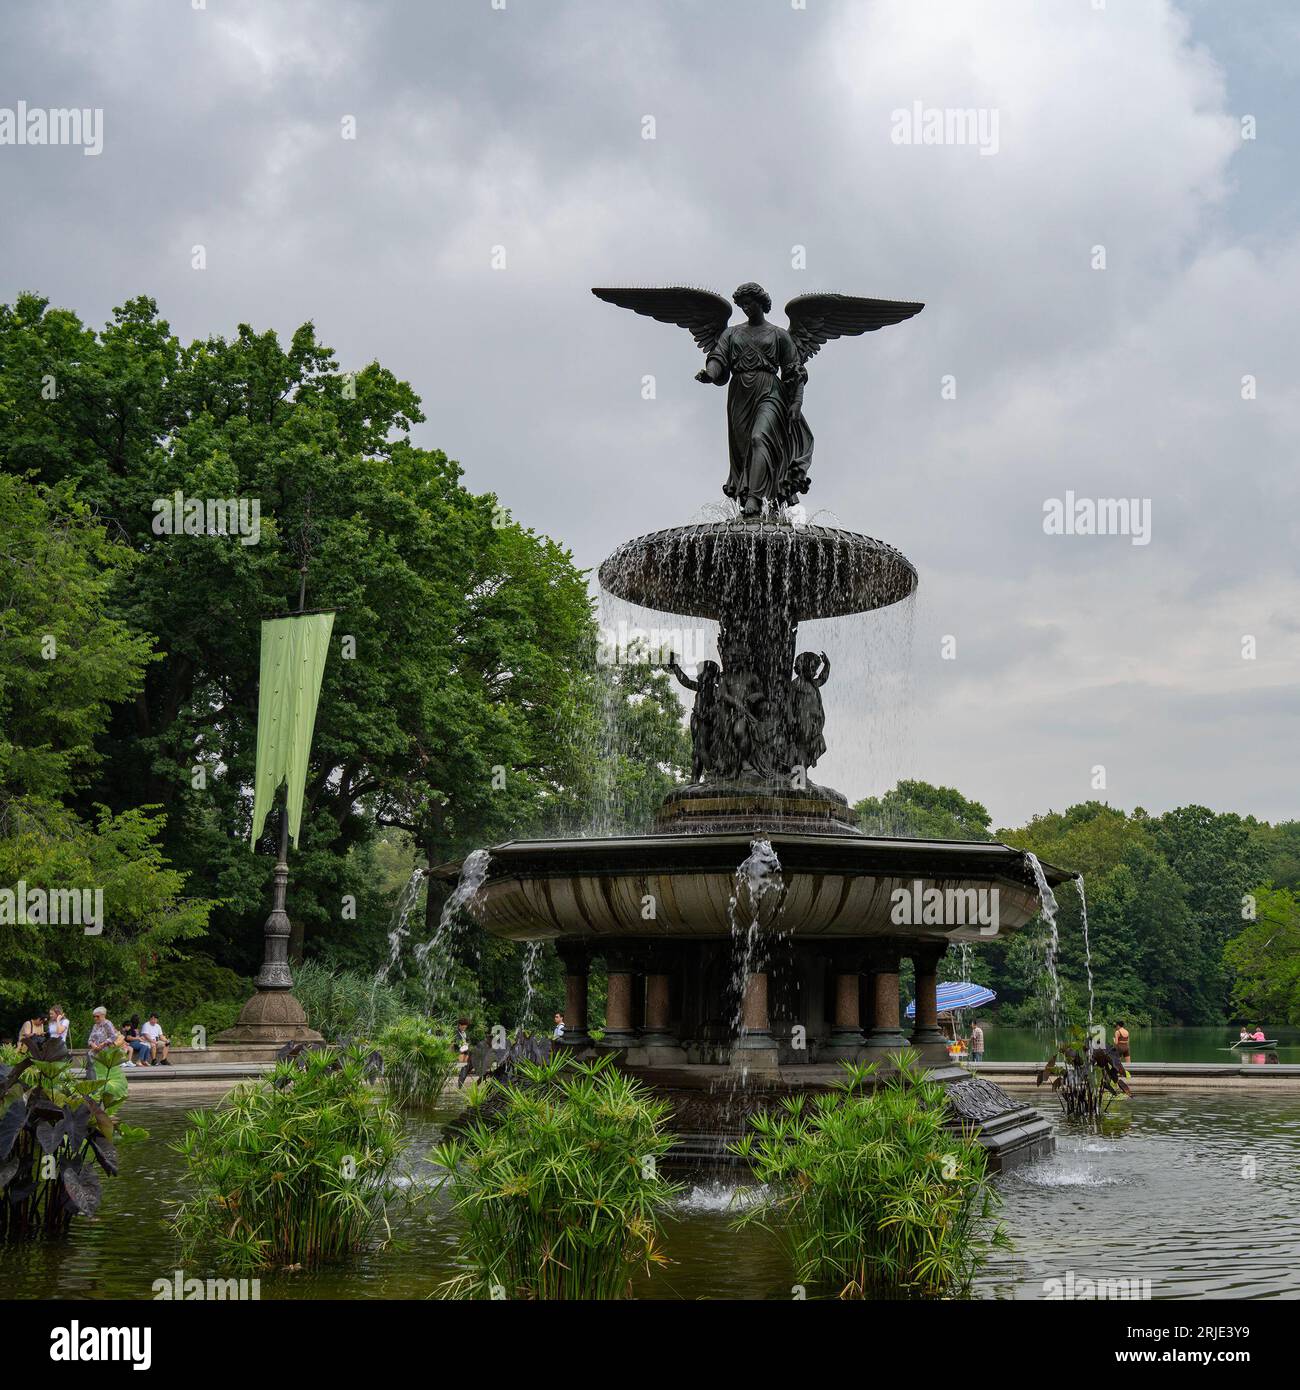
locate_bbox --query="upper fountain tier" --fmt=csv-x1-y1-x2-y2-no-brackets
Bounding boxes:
598,518,917,622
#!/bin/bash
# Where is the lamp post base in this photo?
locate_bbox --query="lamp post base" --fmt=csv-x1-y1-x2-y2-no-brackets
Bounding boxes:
215,989,323,1045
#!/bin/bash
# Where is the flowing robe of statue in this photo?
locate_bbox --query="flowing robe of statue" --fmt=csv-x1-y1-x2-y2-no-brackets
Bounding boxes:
706,322,815,507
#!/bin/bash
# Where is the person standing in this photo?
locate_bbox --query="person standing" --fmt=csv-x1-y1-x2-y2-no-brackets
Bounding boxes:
455,1018,472,1089
552,1011,565,1041
1113,1020,1131,1061
968,1019,985,1063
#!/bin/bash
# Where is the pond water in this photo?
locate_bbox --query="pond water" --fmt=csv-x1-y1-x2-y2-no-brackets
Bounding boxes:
980,1025,1300,1065
2,1087,1296,1300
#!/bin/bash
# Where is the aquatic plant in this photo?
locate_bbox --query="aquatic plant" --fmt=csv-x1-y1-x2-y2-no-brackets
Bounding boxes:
377,1016,457,1110
171,1042,405,1270
290,959,412,1042
432,1053,681,1299
0,1038,147,1241
733,1053,1009,1299
1037,1026,1132,1120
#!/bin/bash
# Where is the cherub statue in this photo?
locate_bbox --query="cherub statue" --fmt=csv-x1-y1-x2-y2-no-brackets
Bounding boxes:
788,650,831,772
592,282,923,517
665,653,722,783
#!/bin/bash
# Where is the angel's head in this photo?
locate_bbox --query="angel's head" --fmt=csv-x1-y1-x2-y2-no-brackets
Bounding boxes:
733,282,771,318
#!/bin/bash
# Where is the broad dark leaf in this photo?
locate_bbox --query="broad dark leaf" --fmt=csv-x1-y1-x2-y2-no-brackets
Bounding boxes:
9,1181,35,1207
36,1121,60,1155
0,1097,29,1159
0,1158,19,1190
87,1132,119,1176
61,1163,102,1217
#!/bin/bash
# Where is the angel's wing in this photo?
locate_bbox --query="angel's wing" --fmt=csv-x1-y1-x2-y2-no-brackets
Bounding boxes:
784,293,924,364
591,286,734,354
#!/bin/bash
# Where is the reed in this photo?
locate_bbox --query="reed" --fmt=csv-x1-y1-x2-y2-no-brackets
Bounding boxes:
433,1053,681,1299
378,1016,457,1110
733,1052,1009,1299
171,1043,405,1270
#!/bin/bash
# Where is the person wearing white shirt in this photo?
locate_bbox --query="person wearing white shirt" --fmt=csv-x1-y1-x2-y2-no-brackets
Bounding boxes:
47,1006,70,1049
141,1014,171,1065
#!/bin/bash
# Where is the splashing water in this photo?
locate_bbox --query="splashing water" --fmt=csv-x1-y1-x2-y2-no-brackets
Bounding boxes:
409,849,491,1012
520,940,543,1027
1076,874,1094,1033
377,867,427,985
727,838,785,1042
1024,851,1062,1041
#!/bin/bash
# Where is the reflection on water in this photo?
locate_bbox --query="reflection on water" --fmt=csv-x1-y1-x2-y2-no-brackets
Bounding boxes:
0,1090,1296,1300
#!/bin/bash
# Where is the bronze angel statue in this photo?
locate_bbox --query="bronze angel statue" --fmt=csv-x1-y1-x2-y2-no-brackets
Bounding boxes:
592,281,923,517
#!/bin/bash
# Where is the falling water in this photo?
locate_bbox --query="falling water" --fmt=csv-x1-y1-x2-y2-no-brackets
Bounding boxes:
727,838,785,1041
409,848,492,1012
959,941,972,984
377,867,427,984
520,940,543,1027
1077,874,1095,1032
1024,851,1062,1041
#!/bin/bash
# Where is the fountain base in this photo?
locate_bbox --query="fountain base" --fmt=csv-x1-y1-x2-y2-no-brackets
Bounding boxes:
655,778,859,835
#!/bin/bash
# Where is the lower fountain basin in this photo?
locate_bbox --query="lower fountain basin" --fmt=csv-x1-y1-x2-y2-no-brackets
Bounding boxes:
432,831,1071,944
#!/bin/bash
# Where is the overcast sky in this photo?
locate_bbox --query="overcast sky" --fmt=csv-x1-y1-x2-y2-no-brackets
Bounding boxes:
2,0,1297,827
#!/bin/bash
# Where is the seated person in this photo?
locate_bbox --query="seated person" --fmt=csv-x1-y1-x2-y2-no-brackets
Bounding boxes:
122,1015,152,1066
47,1005,70,1046
141,1013,170,1065
1239,1028,1251,1041
16,1011,46,1052
1251,1026,1267,1042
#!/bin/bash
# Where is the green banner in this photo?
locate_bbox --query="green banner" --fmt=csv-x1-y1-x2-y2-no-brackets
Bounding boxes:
249,612,335,849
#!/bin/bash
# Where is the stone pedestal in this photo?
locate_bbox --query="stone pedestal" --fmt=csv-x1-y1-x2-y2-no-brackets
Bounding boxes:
557,943,593,1047
602,969,638,1047
863,949,907,1058
217,988,322,1045
823,970,865,1053
732,971,780,1071
909,943,950,1064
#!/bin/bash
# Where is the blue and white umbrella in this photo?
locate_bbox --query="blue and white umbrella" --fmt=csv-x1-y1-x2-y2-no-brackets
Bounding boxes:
905,982,996,1018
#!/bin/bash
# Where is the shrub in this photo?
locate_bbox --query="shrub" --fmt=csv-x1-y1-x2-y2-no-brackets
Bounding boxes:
734,1053,1009,1299
378,1016,456,1110
171,1043,405,1270
433,1054,680,1299
289,960,409,1042
0,1037,147,1241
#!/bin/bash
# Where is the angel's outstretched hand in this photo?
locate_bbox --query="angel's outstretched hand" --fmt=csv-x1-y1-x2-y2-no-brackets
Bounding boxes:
694,368,712,384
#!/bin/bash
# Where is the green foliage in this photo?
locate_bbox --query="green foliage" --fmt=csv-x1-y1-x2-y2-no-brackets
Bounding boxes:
433,1054,681,1299
377,1016,457,1110
0,799,212,1025
288,959,412,1042
734,1054,1009,1299
1224,885,1300,1025
171,1043,405,1270
0,1038,147,1241
854,780,993,841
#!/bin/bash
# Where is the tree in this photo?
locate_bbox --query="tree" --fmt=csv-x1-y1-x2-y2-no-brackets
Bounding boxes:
0,472,208,1021
1224,886,1300,1025
854,779,993,840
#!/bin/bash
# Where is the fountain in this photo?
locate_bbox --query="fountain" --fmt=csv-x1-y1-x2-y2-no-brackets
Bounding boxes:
432,280,1070,1169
